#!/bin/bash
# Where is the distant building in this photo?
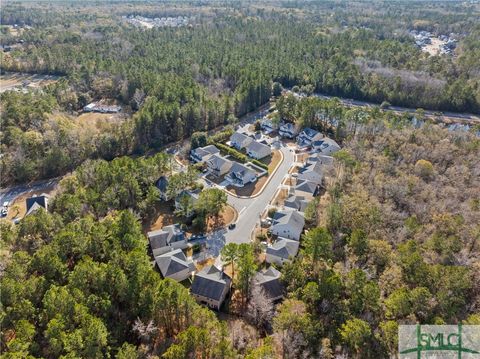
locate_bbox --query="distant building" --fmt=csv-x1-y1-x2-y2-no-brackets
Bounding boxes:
190,265,231,310
294,179,320,200
261,118,278,134
156,176,169,201
297,128,323,148
284,195,310,212
83,102,121,114
155,249,195,282
297,161,324,185
25,194,49,216
312,137,341,155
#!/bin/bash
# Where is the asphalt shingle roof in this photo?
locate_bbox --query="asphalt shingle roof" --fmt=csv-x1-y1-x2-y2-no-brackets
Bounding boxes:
191,265,231,301
267,237,299,259
155,249,193,278
254,267,284,300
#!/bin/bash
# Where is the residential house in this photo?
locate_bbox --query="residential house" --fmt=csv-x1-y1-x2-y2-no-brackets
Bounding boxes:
147,224,187,256
190,265,232,310
156,176,169,201
175,189,200,217
297,161,323,185
190,145,220,163
266,237,300,266
312,137,341,155
297,128,323,148
155,248,195,282
246,140,272,160
260,118,278,134
306,153,334,166
206,155,233,177
270,209,305,241
253,267,284,301
230,132,253,150
284,195,310,212
25,194,49,216
226,162,257,187
279,122,298,139
294,180,319,200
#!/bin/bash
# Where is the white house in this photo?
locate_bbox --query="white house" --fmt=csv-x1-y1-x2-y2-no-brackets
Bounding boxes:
266,237,300,266
155,249,195,282
279,122,298,139
270,209,305,241
230,132,253,150
246,140,272,160
226,162,257,187
190,145,220,163
312,137,341,155
206,155,233,177
190,265,232,310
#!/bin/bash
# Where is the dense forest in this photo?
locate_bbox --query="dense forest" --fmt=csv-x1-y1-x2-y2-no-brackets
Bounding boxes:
1,1,480,358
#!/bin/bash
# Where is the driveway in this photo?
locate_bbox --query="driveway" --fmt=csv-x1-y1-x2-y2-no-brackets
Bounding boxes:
0,178,59,205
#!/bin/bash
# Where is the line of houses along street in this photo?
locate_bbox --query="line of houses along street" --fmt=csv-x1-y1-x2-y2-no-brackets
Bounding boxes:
14,114,341,311
144,116,341,311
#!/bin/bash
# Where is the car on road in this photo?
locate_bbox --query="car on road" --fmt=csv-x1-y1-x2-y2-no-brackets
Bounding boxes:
1,207,7,217
228,223,236,230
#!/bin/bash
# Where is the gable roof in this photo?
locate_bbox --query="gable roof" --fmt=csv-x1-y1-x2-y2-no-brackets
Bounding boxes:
280,122,295,132
175,189,200,202
148,224,185,254
25,194,49,216
207,154,232,171
192,145,220,158
300,127,319,138
246,140,271,154
254,267,284,299
230,132,253,145
155,249,194,278
284,195,310,212
307,153,334,165
229,162,256,180
191,265,231,301
295,179,318,195
299,161,323,176
272,209,305,235
267,237,299,259
313,137,340,151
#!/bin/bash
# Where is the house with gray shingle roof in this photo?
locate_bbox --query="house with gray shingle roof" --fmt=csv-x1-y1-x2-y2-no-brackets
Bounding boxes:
190,265,231,310
226,162,257,187
206,154,233,177
246,140,272,160
156,176,169,201
270,209,305,241
312,137,341,155
190,145,220,163
294,179,319,200
279,122,298,139
297,128,323,148
284,195,310,212
230,132,253,150
297,161,324,185
155,248,195,282
266,237,300,266
253,267,284,301
147,224,187,256
306,153,334,166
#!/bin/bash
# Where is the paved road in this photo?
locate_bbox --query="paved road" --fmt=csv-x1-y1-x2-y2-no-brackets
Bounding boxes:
0,178,59,205
224,144,295,244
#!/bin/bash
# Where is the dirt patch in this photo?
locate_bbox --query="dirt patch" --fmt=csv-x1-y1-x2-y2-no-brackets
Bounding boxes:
271,188,289,207
75,112,126,133
205,205,237,232
195,257,216,271
6,188,57,221
267,150,282,173
0,73,61,93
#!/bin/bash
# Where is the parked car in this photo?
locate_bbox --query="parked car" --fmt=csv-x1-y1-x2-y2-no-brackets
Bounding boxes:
1,207,7,217
228,223,236,230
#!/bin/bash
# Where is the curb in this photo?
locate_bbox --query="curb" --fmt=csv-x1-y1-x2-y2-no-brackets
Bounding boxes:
223,149,285,199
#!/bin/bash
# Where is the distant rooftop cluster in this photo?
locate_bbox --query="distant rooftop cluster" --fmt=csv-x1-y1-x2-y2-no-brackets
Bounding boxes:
409,30,457,56
122,15,192,29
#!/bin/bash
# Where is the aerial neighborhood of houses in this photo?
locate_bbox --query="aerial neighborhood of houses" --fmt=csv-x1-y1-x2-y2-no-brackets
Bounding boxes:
1,105,341,313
